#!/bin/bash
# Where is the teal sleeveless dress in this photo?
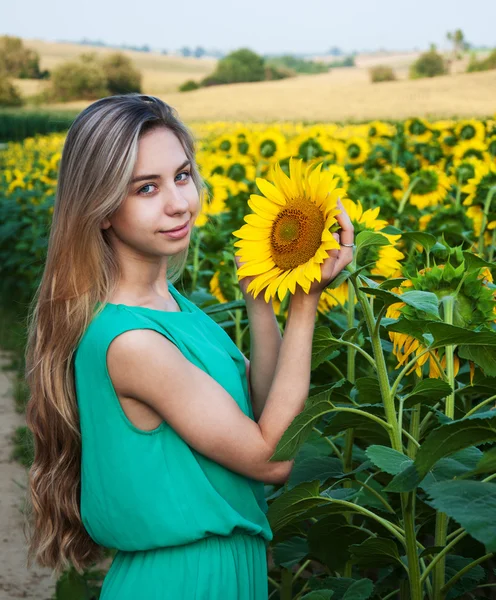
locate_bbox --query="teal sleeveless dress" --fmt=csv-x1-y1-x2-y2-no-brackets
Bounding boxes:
74,281,273,599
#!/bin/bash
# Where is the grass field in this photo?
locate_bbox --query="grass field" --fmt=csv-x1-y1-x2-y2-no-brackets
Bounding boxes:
12,39,496,122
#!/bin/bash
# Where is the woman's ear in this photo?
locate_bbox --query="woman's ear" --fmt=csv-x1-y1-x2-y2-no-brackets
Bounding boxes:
100,217,111,230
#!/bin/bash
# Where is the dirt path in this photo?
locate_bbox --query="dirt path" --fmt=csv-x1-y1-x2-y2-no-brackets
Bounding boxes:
0,349,57,600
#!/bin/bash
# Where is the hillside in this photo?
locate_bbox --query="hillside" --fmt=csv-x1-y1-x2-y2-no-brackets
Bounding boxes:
12,39,496,122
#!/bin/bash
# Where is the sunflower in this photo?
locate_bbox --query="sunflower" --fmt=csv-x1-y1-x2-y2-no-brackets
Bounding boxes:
405,118,433,144
232,157,344,302
452,140,490,167
409,167,452,209
345,137,371,165
368,120,396,141
455,119,486,143
195,174,229,227
380,166,410,201
462,162,496,207
386,260,496,377
318,198,404,312
254,128,288,161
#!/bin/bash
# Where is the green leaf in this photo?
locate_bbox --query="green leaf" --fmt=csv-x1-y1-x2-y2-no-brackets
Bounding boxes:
301,591,335,600
462,251,495,274
355,231,390,261
272,536,309,568
365,445,412,475
427,481,496,552
267,480,326,532
401,231,437,252
322,409,390,444
385,413,496,492
360,288,439,317
463,446,496,477
342,579,374,600
308,515,370,571
55,568,91,600
386,317,434,341
379,277,407,290
445,554,486,600
355,377,383,405
288,456,345,489
312,327,343,370
403,379,453,408
349,537,403,568
428,323,496,349
270,401,334,461
202,299,246,315
458,345,496,377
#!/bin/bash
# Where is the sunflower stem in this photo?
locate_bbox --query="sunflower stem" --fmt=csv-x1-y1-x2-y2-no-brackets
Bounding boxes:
395,177,420,226
478,185,496,255
343,281,356,577
432,295,456,599
354,279,422,600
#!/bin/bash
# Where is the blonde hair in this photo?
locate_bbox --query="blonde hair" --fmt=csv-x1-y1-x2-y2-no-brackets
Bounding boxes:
24,93,206,576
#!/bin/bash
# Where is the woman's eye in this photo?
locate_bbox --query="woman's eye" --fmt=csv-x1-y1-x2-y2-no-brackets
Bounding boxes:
176,170,191,183
139,183,156,195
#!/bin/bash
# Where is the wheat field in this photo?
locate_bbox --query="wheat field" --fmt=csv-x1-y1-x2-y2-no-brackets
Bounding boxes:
12,39,496,122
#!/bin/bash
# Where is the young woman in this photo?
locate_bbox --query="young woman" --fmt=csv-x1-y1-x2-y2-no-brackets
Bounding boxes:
24,93,354,599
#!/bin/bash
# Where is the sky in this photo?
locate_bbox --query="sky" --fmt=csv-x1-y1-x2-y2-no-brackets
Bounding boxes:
3,0,495,55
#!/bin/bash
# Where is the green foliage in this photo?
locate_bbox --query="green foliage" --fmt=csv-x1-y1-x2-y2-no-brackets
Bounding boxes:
0,35,47,79
179,79,200,92
467,48,496,73
45,51,142,102
369,65,396,83
0,110,77,142
47,53,109,102
99,52,142,94
207,48,266,84
0,71,23,107
410,47,448,79
266,55,330,75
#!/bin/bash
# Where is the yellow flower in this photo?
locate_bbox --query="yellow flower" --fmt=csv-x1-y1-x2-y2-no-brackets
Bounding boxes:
410,167,451,209
233,157,344,302
455,119,486,143
405,118,433,144
345,137,370,165
318,198,404,312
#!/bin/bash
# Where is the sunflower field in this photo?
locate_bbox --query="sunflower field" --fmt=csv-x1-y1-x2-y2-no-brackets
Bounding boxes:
1,115,496,600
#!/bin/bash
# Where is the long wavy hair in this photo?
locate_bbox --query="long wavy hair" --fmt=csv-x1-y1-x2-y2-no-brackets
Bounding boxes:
23,94,206,576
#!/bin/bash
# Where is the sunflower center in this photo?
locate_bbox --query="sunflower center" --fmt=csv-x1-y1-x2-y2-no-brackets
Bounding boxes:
348,144,361,158
260,140,277,158
410,119,427,135
227,163,246,181
238,141,249,154
460,125,476,140
270,199,325,270
219,140,231,151
414,169,439,195
489,140,496,157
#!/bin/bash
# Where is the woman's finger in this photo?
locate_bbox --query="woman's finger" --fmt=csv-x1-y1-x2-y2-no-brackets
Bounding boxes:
335,198,355,246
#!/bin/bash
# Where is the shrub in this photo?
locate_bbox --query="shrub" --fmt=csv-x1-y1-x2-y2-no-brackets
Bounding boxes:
179,79,200,92
369,65,396,83
100,52,142,94
48,56,109,102
211,48,266,84
0,35,46,79
467,48,496,72
410,46,448,78
0,71,23,107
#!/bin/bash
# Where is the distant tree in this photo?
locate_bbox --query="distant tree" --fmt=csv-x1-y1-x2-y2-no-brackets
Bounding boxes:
369,65,396,83
0,67,24,106
179,79,200,92
193,46,206,58
179,47,192,57
0,35,47,79
210,48,266,84
410,44,448,78
328,47,342,56
467,48,496,73
100,52,142,94
47,54,108,101
446,29,469,60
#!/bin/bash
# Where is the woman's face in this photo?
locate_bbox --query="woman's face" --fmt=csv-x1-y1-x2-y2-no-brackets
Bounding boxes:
101,126,200,258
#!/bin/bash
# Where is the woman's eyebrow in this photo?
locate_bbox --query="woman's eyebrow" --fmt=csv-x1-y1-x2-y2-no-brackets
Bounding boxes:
129,159,191,184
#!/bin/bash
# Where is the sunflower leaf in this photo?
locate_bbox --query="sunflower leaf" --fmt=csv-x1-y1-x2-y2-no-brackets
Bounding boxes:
401,231,437,252
355,231,390,263
359,288,439,317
